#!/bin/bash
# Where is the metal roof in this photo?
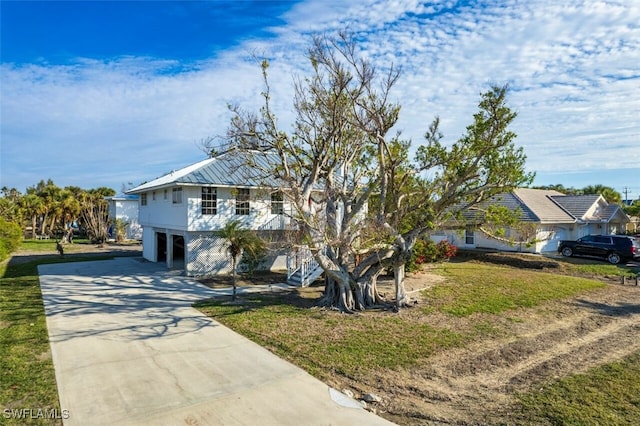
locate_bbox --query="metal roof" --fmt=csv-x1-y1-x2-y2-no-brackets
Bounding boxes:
127,150,283,194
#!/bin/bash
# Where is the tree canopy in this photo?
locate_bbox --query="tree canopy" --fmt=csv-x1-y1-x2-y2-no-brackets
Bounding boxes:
0,181,116,243
223,32,533,312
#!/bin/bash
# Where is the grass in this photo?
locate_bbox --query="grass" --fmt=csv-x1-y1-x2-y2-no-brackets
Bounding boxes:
423,263,606,316
196,264,606,374
197,296,467,377
20,238,98,254
517,352,640,424
196,258,639,425
0,253,112,425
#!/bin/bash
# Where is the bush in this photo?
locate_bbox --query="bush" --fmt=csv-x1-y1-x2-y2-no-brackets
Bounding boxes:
0,218,22,261
408,238,457,272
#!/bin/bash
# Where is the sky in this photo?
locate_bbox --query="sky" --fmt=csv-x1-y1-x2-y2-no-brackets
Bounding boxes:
1,0,639,200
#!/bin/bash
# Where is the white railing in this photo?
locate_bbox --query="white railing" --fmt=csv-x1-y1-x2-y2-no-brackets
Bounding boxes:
258,213,298,231
287,246,325,287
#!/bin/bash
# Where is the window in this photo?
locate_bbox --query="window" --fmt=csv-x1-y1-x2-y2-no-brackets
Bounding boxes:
202,187,217,215
271,191,284,214
164,189,168,200
152,191,156,201
172,187,182,204
465,227,475,245
140,193,147,206
235,188,250,215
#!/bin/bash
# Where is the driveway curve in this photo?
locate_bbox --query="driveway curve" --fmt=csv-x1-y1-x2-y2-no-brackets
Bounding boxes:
39,257,393,425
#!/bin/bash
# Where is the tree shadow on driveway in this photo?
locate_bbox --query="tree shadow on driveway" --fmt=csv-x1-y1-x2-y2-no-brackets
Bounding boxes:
38,257,222,343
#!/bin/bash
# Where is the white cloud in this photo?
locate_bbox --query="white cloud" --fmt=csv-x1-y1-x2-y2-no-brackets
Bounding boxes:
1,0,639,194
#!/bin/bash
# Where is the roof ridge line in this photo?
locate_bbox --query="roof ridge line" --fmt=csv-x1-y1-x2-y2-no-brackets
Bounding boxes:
546,194,577,220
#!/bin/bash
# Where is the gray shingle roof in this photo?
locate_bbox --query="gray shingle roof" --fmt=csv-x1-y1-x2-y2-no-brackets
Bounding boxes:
514,188,576,223
550,195,601,219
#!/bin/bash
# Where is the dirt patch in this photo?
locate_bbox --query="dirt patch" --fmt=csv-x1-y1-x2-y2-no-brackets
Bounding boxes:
198,271,290,289
369,283,640,425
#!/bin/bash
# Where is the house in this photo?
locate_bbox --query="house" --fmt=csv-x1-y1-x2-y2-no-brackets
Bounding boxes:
106,195,142,240
126,149,303,277
433,188,631,253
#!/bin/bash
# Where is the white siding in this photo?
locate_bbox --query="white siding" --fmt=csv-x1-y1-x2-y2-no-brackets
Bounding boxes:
187,187,293,231
142,227,156,262
138,189,189,230
107,198,142,240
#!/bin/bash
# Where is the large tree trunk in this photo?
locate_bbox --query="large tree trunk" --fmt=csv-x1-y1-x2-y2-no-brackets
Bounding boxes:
354,271,385,310
318,275,356,313
394,264,409,309
318,266,387,312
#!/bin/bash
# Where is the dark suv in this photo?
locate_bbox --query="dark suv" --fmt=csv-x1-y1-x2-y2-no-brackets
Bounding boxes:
558,234,640,264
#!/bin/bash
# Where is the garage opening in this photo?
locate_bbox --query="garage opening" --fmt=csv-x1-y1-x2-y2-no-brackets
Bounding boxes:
156,232,167,262
172,235,185,263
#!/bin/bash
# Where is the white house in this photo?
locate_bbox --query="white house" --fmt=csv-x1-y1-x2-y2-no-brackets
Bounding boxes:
126,149,300,277
106,195,142,240
433,188,631,253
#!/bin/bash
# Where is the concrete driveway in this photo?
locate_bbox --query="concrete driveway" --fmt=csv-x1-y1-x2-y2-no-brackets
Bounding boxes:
39,257,393,425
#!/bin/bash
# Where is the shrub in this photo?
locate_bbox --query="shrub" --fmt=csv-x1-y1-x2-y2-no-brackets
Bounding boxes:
408,238,457,272
0,218,22,261
436,240,457,259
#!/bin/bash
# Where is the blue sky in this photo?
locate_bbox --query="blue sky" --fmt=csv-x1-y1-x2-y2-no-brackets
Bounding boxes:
1,0,639,199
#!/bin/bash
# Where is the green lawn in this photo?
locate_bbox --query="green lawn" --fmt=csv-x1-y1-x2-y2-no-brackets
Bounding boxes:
423,263,606,316
518,352,640,424
0,254,111,425
197,261,639,425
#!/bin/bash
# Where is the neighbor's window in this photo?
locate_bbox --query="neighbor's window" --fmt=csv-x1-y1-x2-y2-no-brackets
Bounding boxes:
140,193,147,206
465,227,475,245
152,191,156,201
202,187,217,215
235,188,250,215
164,189,168,200
271,191,284,214
172,187,183,204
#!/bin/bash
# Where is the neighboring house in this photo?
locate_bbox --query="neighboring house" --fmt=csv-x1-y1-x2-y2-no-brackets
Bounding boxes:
126,149,302,277
433,188,631,253
627,216,639,234
106,195,142,240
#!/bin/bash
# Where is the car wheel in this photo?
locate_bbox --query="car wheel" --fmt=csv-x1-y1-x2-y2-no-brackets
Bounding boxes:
561,247,573,257
607,252,621,265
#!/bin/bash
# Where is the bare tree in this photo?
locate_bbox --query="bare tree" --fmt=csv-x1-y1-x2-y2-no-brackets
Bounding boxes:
224,32,533,312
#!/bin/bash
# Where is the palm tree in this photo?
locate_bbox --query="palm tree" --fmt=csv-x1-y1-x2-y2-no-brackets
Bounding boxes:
20,193,44,239
217,220,266,301
582,184,622,205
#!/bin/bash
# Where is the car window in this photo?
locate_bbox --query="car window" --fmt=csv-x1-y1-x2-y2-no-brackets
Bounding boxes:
580,236,594,242
594,236,611,244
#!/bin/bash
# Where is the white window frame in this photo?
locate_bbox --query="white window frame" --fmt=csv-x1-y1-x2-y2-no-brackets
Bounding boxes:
202,187,217,215
235,188,250,215
172,187,183,204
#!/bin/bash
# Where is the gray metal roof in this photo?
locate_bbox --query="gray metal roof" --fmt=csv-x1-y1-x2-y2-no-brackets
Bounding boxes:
127,150,283,193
